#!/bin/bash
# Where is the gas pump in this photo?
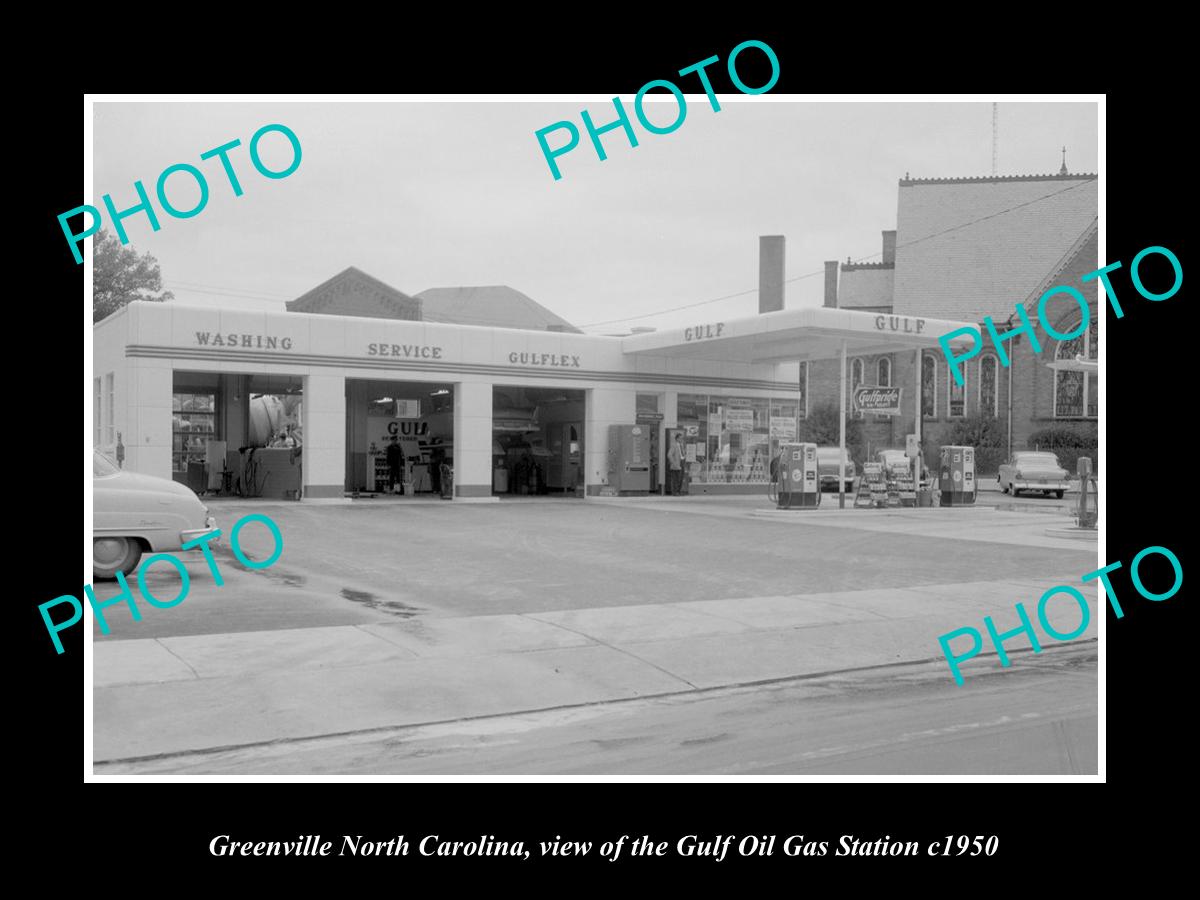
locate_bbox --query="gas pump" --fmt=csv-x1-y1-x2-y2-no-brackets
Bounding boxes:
776,442,820,509
939,445,976,506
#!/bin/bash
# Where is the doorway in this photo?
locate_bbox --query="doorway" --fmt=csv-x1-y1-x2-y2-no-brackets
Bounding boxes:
344,379,454,495
492,386,585,496
637,392,665,494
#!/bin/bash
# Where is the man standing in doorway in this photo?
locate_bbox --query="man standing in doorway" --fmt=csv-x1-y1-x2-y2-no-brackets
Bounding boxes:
386,435,403,494
429,444,445,495
667,432,685,496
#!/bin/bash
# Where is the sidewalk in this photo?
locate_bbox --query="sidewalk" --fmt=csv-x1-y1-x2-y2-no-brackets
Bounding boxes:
93,573,1097,763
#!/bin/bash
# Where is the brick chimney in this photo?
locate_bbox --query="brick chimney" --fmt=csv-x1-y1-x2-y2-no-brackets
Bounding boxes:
882,230,897,266
823,261,838,308
758,235,785,313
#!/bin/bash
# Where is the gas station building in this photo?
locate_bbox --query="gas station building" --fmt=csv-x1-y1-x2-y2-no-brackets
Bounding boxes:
92,264,976,501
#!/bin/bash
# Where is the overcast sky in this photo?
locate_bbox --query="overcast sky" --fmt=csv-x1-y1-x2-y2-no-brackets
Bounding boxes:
92,99,1098,333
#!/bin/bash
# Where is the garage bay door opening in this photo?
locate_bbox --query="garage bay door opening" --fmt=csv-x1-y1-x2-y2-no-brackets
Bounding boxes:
345,379,454,496
172,371,304,499
492,386,585,496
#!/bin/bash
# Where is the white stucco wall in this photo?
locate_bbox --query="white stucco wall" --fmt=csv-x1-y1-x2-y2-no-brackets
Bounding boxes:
95,302,799,498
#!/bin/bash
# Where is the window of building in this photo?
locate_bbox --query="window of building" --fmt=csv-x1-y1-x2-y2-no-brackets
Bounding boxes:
948,362,966,417
769,399,799,456
94,377,102,446
678,393,772,484
921,352,937,418
877,357,891,387
979,354,999,418
1054,316,1098,418
103,373,115,446
850,358,865,418
872,357,893,421
173,392,217,473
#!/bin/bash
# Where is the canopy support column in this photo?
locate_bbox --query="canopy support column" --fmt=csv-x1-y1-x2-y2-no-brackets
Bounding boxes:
914,348,923,490
838,339,847,509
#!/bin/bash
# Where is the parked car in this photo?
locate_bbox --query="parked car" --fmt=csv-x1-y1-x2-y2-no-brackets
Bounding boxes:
93,450,218,580
816,446,856,492
997,450,1071,498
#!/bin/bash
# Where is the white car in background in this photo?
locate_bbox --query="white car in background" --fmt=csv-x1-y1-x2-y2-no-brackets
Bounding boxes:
997,450,1072,498
92,450,217,580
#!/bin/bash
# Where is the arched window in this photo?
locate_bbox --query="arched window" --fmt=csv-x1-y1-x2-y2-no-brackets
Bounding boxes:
979,354,999,418
877,357,891,387
948,361,966,417
850,358,865,418
1054,316,1098,418
921,352,937,418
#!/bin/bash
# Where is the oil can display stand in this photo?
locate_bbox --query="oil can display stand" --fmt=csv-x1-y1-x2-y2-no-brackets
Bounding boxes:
856,462,889,508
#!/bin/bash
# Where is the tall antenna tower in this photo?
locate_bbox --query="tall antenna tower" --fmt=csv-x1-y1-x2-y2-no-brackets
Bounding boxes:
992,102,998,175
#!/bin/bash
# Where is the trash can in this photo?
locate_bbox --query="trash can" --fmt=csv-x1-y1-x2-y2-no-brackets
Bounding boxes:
939,445,976,506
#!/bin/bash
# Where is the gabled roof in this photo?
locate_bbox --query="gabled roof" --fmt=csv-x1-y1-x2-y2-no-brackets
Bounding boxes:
416,286,580,333
891,173,1098,322
286,267,421,320
1017,218,1098,318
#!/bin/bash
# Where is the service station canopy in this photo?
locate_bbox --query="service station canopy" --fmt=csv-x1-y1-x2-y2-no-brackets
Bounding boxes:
621,307,980,363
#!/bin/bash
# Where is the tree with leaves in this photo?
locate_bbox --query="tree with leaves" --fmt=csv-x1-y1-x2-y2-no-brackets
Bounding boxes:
92,229,174,322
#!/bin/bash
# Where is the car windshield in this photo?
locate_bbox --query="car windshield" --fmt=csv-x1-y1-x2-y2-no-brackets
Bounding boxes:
816,447,848,460
1016,453,1060,466
93,450,120,477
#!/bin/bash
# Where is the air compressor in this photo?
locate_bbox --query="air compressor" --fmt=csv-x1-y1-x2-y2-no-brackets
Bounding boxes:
776,442,820,509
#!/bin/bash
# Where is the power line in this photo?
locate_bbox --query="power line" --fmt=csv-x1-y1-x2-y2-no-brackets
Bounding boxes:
164,281,292,303
577,179,1094,330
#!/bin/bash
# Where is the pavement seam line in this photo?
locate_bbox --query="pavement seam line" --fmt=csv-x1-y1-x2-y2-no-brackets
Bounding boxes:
348,624,424,658
153,639,201,680
92,639,1097,769
519,613,700,690
779,594,896,621
662,603,764,629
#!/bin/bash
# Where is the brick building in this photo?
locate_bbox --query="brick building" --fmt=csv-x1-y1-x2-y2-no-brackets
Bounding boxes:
809,170,1099,472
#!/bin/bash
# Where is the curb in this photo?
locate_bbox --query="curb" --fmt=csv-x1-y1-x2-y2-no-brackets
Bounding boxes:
93,638,1097,768
1045,526,1097,540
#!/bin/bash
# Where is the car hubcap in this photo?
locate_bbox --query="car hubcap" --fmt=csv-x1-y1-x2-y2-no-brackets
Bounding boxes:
94,537,129,567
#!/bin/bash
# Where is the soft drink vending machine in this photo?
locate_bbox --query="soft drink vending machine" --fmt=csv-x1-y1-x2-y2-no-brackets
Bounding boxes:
777,442,819,509
939,445,976,506
607,424,651,494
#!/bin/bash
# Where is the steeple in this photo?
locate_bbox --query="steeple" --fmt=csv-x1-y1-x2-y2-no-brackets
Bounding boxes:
1059,146,1068,176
